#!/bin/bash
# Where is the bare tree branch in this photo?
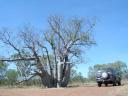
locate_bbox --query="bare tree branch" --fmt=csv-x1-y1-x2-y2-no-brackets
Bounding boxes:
16,74,36,84
0,57,36,62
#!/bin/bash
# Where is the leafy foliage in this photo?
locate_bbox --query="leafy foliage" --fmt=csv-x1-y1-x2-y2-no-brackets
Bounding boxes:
0,61,8,80
6,69,18,86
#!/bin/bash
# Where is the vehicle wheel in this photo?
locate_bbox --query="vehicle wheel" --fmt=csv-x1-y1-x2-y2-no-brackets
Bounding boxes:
113,82,116,86
105,83,108,87
98,83,101,87
118,81,121,86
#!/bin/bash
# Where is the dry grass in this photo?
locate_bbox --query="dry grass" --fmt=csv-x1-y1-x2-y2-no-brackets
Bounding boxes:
68,81,97,87
0,81,128,96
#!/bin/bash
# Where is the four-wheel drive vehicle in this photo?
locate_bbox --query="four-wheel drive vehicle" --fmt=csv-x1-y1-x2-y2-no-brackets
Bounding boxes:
96,68,121,87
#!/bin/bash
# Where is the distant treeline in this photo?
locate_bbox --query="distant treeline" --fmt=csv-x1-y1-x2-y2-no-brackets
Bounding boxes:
88,61,128,81
0,60,127,87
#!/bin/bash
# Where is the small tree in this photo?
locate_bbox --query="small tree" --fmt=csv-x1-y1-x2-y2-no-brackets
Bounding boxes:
0,61,8,85
12,51,35,85
70,69,86,84
6,69,18,86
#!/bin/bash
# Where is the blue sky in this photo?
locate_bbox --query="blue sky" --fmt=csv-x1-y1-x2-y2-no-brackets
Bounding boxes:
0,0,128,77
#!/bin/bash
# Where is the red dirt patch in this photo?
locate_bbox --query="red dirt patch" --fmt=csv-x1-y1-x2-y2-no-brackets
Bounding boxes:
0,86,123,96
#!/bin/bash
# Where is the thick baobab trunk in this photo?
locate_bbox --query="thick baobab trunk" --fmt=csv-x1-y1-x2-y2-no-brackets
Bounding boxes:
36,54,71,88
39,71,57,88
59,62,70,87
58,55,71,87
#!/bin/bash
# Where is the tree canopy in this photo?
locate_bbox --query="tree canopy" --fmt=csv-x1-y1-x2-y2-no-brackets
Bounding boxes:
0,15,95,88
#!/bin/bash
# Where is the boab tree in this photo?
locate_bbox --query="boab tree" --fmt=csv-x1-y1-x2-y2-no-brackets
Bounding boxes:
0,16,96,88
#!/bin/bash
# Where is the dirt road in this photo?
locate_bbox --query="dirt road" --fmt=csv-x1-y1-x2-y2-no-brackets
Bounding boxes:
0,85,125,96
